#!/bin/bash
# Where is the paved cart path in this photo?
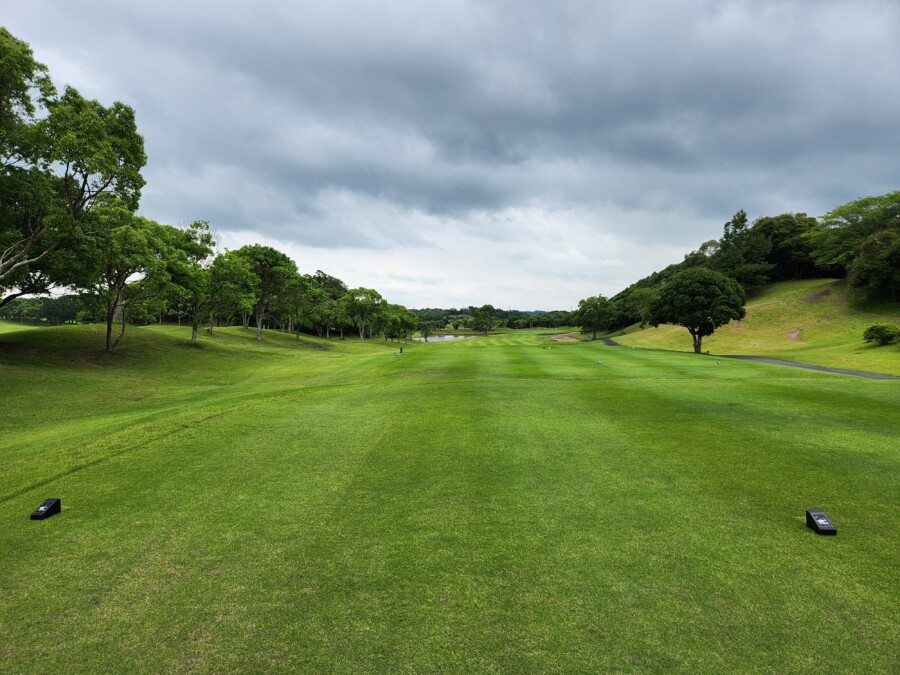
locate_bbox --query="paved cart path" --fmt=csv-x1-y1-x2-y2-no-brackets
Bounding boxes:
723,355,899,380
600,340,897,379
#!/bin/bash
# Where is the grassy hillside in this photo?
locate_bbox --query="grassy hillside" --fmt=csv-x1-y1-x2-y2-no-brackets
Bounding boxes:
1,325,897,671
615,279,900,375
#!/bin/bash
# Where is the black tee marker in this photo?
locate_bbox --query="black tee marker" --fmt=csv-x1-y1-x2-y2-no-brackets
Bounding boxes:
30,498,61,520
806,510,836,535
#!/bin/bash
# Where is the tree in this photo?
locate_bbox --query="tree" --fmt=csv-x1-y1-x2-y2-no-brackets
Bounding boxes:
574,295,611,340
1,29,146,300
344,288,383,341
863,325,899,346
651,267,746,354
418,321,433,341
809,191,900,285
309,269,348,300
208,250,257,332
752,213,820,281
75,199,171,352
233,245,297,340
472,304,495,335
165,221,215,343
849,227,900,301
711,210,774,291
628,287,659,328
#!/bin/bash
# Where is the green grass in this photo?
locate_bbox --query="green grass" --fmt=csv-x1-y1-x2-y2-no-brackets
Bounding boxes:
616,279,900,375
1,325,898,672
0,320,41,334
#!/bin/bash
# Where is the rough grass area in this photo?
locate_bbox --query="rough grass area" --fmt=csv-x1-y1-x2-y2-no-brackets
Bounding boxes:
616,279,900,375
1,325,897,672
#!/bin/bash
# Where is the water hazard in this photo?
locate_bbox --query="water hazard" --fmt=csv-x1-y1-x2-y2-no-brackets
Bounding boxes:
412,334,479,342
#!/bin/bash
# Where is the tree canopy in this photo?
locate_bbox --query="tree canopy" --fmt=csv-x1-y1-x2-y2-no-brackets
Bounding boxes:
651,267,746,353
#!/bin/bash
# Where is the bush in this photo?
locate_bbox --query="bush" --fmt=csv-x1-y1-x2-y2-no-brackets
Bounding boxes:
863,324,899,346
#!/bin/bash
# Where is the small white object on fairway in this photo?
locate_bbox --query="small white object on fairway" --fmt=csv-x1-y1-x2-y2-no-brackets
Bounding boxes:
598,361,602,364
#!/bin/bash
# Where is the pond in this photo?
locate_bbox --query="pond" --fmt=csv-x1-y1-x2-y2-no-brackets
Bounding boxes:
412,334,479,342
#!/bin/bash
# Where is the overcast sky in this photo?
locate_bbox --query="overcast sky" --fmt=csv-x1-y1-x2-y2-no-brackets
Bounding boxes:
7,1,899,309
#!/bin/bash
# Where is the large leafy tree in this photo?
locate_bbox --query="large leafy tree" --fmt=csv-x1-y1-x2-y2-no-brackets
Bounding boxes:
165,221,215,343
75,199,171,352
574,295,611,340
651,267,746,354
472,304,495,335
0,29,146,302
233,245,297,341
344,287,383,340
208,250,257,332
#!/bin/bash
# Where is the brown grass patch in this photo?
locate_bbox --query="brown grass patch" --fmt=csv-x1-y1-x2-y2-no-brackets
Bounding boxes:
801,287,832,302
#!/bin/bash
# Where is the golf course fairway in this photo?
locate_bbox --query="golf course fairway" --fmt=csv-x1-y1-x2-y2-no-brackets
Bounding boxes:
1,325,897,672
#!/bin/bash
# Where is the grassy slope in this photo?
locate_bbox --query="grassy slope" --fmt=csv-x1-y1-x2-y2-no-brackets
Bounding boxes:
615,279,900,375
1,325,898,672
0,320,39,334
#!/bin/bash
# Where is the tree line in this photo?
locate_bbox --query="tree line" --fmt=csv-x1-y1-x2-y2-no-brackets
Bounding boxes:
573,191,899,351
412,306,574,335
0,28,424,352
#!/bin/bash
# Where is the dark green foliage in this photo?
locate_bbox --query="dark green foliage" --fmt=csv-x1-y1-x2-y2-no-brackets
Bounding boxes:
710,210,775,291
651,267,746,353
753,213,820,280
574,295,611,339
809,191,900,298
862,324,899,346
232,245,298,340
472,304,496,335
849,227,900,300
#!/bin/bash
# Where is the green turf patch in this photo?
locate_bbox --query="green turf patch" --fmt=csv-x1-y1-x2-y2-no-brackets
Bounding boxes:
1,325,897,671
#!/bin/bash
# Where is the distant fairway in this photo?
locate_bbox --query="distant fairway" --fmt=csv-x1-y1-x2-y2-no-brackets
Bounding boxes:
617,279,900,375
1,325,898,672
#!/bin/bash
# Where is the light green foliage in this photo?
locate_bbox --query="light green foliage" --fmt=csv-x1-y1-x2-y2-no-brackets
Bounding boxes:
0,326,897,671
0,29,146,303
651,267,746,353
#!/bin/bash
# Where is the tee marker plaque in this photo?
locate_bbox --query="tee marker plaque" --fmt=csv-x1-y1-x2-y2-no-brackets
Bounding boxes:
30,498,61,520
806,509,836,535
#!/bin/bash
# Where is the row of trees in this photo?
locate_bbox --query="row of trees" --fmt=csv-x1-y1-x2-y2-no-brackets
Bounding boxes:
1,28,418,352
412,306,574,333
573,191,898,352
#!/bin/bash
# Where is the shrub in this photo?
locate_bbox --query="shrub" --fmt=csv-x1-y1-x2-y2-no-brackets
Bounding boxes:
863,324,899,346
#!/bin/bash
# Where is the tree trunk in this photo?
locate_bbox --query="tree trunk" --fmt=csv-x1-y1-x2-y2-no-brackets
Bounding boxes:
690,330,702,353
191,315,199,344
106,294,124,353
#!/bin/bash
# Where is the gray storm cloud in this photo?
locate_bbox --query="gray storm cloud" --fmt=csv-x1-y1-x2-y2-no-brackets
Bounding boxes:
7,0,899,307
